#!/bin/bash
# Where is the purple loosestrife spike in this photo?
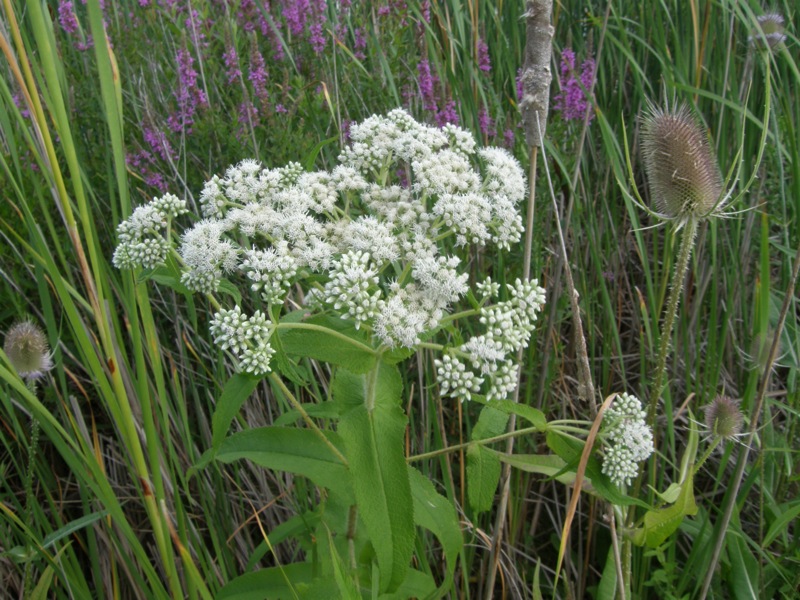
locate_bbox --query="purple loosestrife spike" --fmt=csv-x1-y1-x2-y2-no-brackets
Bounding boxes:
4,321,53,381
704,395,744,440
640,101,723,223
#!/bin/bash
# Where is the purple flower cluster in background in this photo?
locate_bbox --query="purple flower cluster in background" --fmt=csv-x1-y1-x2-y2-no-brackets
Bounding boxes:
127,125,178,192
418,59,438,112
223,44,241,84
249,48,270,107
478,108,496,137
167,47,208,133
58,1,80,34
554,47,595,122
477,38,491,73
435,101,459,127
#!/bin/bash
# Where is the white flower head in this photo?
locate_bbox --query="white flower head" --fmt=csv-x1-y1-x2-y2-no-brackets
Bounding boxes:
209,306,274,375
435,354,483,402
180,220,239,293
601,393,654,487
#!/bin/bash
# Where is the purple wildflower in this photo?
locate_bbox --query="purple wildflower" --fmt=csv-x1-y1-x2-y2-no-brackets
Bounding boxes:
554,47,595,122
142,125,176,163
275,104,288,113
478,108,495,137
477,38,491,73
503,128,515,149
309,22,326,54
354,27,367,60
223,44,241,85
237,0,258,33
418,58,437,112
167,47,207,133
283,0,310,37
377,6,390,17
436,101,459,127
12,92,31,119
516,68,524,101
420,0,431,23
237,100,260,141
249,48,269,107
58,1,80,34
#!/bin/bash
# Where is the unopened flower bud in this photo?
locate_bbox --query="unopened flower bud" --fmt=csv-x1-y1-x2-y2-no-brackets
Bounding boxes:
704,395,744,440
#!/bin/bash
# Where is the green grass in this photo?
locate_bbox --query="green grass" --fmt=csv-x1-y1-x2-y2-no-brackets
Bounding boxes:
1,0,798,598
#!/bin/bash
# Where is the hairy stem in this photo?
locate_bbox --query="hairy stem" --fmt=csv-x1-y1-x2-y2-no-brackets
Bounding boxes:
647,217,699,426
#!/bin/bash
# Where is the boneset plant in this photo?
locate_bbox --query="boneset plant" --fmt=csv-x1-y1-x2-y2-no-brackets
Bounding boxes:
113,109,548,595
112,109,664,596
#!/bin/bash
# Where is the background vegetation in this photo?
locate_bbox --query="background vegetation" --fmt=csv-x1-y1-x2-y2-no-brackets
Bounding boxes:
0,0,797,597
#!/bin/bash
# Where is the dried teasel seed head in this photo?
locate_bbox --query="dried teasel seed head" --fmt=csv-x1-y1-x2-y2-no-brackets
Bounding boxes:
3,321,53,381
749,13,786,50
704,395,744,440
640,102,724,222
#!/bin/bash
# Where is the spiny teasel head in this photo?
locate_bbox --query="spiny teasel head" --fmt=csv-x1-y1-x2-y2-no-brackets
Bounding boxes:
640,101,724,224
749,13,786,50
704,395,744,440
3,320,54,381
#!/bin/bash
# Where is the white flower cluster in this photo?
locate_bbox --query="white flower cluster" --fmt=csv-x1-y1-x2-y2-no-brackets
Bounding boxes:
434,278,546,402
113,109,537,377
112,194,187,269
209,306,274,375
601,393,654,487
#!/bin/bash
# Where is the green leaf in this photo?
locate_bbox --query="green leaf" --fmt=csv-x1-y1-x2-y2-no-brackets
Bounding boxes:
325,528,361,599
378,569,437,599
217,563,314,600
492,452,575,485
727,531,759,600
632,476,697,547
596,547,618,600
466,406,508,513
218,278,243,305
763,500,800,547
466,444,501,513
270,331,310,386
471,406,509,439
215,427,353,501
485,399,547,431
545,431,650,509
245,511,322,571
41,510,110,549
274,401,340,427
334,363,414,593
280,313,376,374
212,373,261,453
408,466,463,597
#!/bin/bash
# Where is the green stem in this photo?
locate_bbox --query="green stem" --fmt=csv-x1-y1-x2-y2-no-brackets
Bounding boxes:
408,424,541,462
647,217,700,426
22,414,40,597
268,373,349,466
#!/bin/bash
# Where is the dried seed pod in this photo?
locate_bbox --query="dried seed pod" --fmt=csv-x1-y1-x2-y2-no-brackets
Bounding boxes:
641,102,724,223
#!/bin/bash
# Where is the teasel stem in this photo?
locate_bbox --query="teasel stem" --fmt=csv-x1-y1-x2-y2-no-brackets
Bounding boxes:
647,216,700,427
21,381,40,597
483,3,552,597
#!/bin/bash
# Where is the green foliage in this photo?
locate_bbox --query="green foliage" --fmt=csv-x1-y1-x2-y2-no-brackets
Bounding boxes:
1,0,799,598
334,363,414,593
